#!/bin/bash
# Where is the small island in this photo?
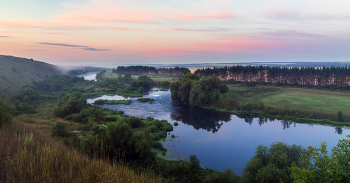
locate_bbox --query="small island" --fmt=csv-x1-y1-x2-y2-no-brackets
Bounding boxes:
137,98,155,103
94,99,132,105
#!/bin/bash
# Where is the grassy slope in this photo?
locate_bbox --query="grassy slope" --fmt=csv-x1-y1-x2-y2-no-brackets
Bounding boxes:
228,84,350,120
103,71,179,82
0,119,163,183
0,55,62,99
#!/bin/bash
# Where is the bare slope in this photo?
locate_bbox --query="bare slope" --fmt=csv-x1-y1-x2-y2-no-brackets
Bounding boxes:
0,55,62,98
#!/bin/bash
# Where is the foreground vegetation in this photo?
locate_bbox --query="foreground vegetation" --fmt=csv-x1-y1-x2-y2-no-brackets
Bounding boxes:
2,65,350,182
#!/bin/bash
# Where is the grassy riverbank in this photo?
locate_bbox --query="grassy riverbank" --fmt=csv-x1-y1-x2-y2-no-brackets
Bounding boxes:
102,70,179,82
224,83,350,125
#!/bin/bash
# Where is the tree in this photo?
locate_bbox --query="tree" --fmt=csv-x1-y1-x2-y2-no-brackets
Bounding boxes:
291,136,350,182
241,142,305,183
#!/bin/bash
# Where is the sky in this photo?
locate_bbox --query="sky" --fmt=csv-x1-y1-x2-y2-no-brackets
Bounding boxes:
1,0,350,66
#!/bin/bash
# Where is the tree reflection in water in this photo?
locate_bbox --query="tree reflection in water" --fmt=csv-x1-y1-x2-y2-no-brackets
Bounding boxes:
335,127,343,135
171,104,345,134
170,105,231,133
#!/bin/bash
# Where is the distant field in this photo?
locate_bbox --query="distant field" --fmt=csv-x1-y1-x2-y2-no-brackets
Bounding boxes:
228,84,350,119
102,71,179,82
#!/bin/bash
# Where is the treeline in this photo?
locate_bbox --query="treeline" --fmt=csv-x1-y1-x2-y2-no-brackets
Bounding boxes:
195,65,350,88
113,66,190,76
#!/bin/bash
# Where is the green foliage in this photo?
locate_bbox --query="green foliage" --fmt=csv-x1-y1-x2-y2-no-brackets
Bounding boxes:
206,169,241,183
154,120,163,128
94,99,131,105
106,121,133,152
174,122,179,126
170,74,232,108
338,110,343,121
190,155,200,171
51,122,70,137
53,92,85,118
0,99,12,128
291,135,350,182
131,75,153,90
22,95,30,103
241,142,305,183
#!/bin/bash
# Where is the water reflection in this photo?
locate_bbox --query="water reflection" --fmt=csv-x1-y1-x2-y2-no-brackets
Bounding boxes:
170,105,231,133
335,127,343,135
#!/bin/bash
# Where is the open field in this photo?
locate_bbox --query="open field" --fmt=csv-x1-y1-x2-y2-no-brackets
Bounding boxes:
102,71,179,82
228,84,350,120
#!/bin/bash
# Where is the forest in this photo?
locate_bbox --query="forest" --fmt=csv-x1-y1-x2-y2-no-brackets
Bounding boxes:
195,65,350,88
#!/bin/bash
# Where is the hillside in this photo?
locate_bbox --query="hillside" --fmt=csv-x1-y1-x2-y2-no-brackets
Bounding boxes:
0,55,62,99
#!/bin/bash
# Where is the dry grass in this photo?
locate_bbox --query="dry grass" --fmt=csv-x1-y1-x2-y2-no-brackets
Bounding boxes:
0,120,164,183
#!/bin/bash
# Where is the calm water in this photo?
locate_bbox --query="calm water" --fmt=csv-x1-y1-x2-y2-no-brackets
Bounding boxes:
87,88,350,175
78,72,99,81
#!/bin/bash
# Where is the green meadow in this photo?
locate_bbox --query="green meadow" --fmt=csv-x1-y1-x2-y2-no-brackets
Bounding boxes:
228,83,350,120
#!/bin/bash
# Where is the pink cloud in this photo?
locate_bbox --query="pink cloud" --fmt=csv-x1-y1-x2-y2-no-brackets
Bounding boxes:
55,4,157,23
0,19,143,31
140,37,159,39
171,12,238,20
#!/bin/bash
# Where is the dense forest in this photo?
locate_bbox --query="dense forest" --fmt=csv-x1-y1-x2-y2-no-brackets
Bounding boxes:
113,66,190,76
195,65,350,88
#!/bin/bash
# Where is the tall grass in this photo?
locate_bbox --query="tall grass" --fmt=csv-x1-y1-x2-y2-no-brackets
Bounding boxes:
0,120,164,183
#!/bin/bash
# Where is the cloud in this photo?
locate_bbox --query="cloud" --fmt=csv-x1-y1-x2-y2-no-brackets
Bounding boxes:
264,7,350,21
164,28,231,32
260,30,329,39
54,2,156,23
37,42,111,51
171,12,238,20
140,37,159,39
0,36,15,38
0,19,143,31
29,50,48,52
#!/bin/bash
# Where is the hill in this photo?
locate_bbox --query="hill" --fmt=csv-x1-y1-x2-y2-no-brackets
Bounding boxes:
0,55,62,99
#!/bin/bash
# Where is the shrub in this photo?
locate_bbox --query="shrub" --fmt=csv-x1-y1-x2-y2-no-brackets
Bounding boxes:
51,122,70,137
268,109,276,115
154,120,163,128
174,122,179,126
337,111,343,121
153,142,164,149
0,100,12,128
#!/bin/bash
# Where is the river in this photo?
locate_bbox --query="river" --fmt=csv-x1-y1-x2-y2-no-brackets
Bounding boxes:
86,88,350,175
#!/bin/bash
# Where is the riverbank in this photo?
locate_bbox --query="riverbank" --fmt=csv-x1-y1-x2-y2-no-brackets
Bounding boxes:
226,83,350,123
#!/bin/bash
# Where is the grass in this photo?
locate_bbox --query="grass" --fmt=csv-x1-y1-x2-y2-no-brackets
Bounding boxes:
94,99,132,105
102,71,179,82
0,119,164,183
0,55,62,100
228,83,350,121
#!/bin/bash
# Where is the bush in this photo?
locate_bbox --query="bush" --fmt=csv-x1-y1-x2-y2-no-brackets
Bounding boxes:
153,142,164,149
174,122,179,126
206,169,241,183
154,120,163,128
0,100,12,128
51,122,70,137
268,109,276,115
